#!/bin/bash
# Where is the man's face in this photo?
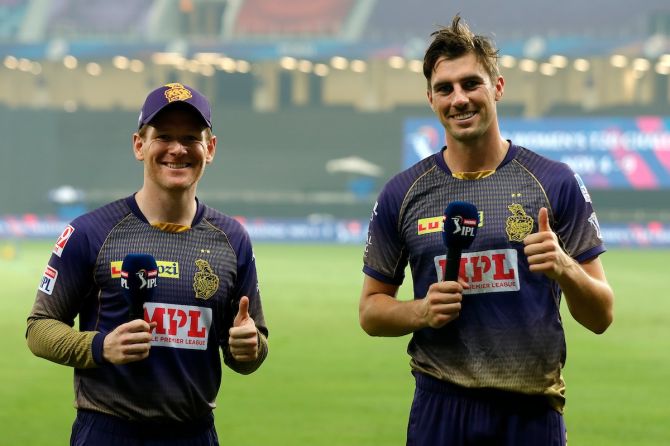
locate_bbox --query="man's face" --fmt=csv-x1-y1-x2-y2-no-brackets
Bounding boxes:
427,53,503,143
133,105,216,193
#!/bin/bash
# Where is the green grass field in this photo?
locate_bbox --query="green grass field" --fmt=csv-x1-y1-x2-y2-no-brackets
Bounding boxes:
1,241,668,445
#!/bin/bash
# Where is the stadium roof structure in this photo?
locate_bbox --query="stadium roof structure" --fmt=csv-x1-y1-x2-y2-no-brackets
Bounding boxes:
2,33,668,64
1,0,669,62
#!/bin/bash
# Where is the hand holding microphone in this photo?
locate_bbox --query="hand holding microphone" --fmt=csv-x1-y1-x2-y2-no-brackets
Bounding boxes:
120,253,158,321
102,254,158,364
228,296,259,362
420,201,479,329
442,201,479,281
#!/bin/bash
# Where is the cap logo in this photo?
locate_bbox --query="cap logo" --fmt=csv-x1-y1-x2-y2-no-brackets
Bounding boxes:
164,83,193,103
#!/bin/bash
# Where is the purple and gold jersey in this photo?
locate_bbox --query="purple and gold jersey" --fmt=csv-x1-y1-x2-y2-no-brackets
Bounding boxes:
28,195,268,422
363,143,604,412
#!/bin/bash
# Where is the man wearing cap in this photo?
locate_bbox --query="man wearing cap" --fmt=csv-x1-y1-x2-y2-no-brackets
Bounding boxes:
26,83,269,445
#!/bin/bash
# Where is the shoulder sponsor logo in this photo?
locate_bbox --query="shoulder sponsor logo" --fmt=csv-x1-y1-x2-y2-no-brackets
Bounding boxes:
434,249,520,294
111,260,179,278
145,302,212,350
417,216,443,235
588,212,603,239
574,173,592,203
39,265,58,295
52,225,75,257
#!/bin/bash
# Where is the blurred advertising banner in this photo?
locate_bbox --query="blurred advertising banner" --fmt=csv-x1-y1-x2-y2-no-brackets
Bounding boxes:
2,216,670,247
404,116,670,190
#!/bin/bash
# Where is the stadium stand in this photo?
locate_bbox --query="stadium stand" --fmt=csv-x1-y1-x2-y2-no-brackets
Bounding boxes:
0,0,668,229
363,0,670,42
45,0,150,38
232,0,355,38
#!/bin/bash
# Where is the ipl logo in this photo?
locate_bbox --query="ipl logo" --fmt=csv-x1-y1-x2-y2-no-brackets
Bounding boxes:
450,216,477,237
121,268,158,290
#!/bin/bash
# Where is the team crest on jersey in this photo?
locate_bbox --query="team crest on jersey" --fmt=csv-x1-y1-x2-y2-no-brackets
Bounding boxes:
505,203,534,242
52,225,75,257
164,83,192,102
193,259,219,300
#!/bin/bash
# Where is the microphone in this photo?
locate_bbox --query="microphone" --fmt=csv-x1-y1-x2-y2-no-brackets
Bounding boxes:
442,201,479,281
120,253,158,321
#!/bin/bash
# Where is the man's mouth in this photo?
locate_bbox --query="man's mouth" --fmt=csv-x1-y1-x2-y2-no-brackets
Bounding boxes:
164,162,189,169
452,111,476,120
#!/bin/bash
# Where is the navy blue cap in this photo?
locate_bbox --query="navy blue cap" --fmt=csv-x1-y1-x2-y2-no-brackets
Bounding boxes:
138,83,212,130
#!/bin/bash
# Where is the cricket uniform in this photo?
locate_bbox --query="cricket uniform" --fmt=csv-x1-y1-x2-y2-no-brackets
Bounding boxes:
363,143,604,444
27,195,268,439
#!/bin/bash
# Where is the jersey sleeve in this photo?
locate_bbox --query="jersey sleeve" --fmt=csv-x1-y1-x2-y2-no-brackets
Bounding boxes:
222,223,269,374
550,171,605,263
363,179,409,285
26,221,104,367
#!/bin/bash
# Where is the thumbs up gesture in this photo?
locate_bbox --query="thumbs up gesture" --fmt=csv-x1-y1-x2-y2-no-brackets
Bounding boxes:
228,296,259,362
523,207,572,280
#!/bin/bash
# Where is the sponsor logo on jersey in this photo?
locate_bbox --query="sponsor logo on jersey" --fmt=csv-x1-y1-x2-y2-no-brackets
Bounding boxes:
111,260,179,278
52,225,75,257
574,174,592,203
146,302,212,350
434,249,519,294
193,259,219,300
418,213,485,236
370,201,378,221
39,265,58,295
505,203,534,242
588,212,603,239
417,216,443,235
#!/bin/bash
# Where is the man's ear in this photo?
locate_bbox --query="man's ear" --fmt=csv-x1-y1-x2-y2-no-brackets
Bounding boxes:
427,90,435,112
205,135,217,164
132,133,145,161
494,76,504,102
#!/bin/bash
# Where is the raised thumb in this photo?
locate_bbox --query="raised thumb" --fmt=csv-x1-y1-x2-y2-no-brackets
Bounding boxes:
537,207,551,232
234,296,250,326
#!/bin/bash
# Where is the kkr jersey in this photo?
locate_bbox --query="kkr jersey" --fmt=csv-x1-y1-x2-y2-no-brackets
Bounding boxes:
363,143,605,412
29,195,268,422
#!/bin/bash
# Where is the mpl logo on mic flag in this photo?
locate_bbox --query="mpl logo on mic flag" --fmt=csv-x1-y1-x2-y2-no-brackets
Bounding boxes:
120,268,158,291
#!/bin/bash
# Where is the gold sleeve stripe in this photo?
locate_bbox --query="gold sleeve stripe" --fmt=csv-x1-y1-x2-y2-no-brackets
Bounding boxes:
26,318,99,369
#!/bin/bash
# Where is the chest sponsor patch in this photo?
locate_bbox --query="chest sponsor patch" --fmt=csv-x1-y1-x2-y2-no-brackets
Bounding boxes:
417,216,443,235
39,265,58,295
145,302,212,350
434,248,520,294
111,260,180,278
52,225,75,257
